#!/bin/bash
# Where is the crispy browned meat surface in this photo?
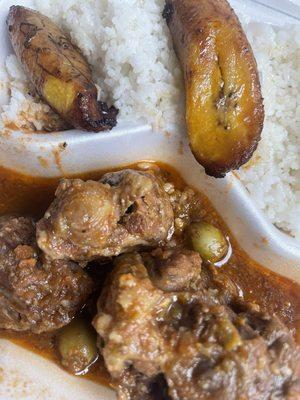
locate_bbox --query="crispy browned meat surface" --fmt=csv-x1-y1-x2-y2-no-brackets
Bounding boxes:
93,251,300,400
7,5,118,132
163,0,264,177
0,216,93,333
37,170,174,261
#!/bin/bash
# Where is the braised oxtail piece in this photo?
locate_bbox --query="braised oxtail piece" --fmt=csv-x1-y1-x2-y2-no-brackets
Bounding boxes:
36,170,174,261
0,216,93,333
94,251,300,400
7,5,118,132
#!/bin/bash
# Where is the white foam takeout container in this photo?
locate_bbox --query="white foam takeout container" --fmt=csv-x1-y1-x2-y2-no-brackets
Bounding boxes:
0,0,299,398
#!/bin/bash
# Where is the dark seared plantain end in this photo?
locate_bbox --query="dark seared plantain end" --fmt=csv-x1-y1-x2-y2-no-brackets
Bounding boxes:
74,90,119,132
162,1,174,24
7,5,118,132
164,0,264,178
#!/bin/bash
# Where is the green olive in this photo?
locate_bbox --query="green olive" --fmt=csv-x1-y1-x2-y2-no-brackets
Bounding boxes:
187,222,229,264
56,318,98,375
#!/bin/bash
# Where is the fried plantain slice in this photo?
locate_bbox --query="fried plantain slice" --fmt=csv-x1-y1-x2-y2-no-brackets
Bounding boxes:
7,6,118,132
164,0,264,177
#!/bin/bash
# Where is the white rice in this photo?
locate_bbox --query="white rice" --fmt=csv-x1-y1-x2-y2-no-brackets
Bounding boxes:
35,0,185,131
0,54,64,131
236,22,300,240
0,0,299,239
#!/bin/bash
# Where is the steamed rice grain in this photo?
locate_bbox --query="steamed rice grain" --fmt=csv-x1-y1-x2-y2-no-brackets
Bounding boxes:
34,0,185,131
236,22,300,239
0,0,299,239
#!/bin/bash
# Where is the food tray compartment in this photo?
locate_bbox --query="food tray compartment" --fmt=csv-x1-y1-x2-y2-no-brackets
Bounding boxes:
0,0,299,399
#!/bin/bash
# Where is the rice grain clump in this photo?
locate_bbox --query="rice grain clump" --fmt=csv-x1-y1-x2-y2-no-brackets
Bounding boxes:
0,1,299,240
34,0,184,131
236,23,300,240
0,55,67,132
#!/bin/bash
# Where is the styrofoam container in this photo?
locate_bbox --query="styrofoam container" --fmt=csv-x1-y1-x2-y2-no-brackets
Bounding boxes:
0,0,299,398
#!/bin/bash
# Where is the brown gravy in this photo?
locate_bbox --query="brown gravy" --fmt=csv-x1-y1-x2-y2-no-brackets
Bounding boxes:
0,162,299,386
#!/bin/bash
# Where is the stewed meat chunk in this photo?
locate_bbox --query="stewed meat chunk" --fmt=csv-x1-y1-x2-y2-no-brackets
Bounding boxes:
37,179,119,261
37,169,174,261
144,247,202,292
100,169,174,244
93,251,300,400
116,369,171,400
0,216,93,333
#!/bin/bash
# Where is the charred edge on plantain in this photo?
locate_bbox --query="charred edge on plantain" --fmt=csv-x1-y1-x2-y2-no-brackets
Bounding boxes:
78,92,118,130
57,36,71,50
97,103,119,129
20,23,41,48
162,2,174,24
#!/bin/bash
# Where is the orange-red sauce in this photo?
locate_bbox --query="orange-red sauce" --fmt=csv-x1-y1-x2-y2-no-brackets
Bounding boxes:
0,162,299,386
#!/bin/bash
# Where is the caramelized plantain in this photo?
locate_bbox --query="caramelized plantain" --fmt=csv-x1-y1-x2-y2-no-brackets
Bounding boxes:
164,0,264,177
7,6,118,132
